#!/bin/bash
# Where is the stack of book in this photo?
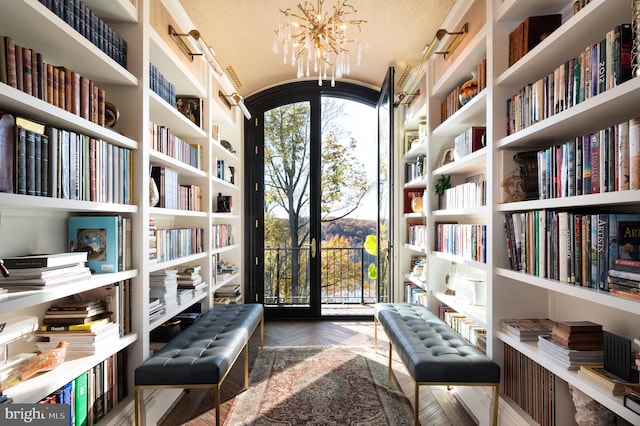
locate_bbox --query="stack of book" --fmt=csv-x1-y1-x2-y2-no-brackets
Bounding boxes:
0,252,90,290
500,318,555,341
176,265,207,304
537,321,604,370
149,298,163,322
538,335,603,370
578,365,637,396
215,283,241,304
548,321,604,351
149,269,178,313
36,299,119,356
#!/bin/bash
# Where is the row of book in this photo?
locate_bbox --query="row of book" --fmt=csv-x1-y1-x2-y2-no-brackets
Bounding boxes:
503,211,640,291
212,224,234,249
440,174,486,210
150,165,203,212
0,111,134,204
404,156,426,184
435,223,487,263
407,224,426,247
38,350,128,426
37,0,128,68
440,59,486,123
153,227,205,263
149,63,176,108
149,121,203,170
529,117,640,199
404,282,426,305
507,23,633,135
1,36,109,125
438,305,486,351
453,126,485,160
503,344,555,426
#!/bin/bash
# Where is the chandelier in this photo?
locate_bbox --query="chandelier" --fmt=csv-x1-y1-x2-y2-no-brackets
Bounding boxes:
273,0,367,86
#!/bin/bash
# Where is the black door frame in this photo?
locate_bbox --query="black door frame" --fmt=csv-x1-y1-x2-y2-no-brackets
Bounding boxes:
244,81,378,319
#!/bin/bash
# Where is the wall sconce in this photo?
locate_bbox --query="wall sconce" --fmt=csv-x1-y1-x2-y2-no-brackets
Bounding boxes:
394,90,420,107
425,23,468,60
168,25,223,75
219,91,252,120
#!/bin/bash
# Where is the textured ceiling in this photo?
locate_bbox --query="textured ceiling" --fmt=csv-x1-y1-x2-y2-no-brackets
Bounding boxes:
178,0,456,96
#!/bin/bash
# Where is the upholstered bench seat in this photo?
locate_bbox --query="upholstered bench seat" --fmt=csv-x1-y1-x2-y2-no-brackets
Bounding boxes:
135,303,263,426
374,303,500,426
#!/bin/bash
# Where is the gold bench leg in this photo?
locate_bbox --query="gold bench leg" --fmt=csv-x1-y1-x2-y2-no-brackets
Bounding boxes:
374,316,378,351
244,343,249,389
260,317,264,352
134,387,142,426
414,382,420,426
215,384,221,426
492,384,499,426
387,342,393,388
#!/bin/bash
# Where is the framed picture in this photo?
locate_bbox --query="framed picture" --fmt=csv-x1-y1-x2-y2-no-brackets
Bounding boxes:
404,131,420,154
176,96,202,128
438,146,455,167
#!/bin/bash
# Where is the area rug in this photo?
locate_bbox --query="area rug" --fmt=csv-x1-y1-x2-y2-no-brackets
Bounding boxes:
224,345,414,425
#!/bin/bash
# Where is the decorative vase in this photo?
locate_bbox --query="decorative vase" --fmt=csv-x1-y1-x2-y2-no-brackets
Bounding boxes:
459,72,479,106
411,196,423,213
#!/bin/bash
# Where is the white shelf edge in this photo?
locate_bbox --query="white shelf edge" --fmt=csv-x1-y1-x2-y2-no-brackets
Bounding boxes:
0,85,139,150
149,150,207,178
497,190,640,212
431,251,487,270
147,253,209,273
0,270,138,315
496,268,640,315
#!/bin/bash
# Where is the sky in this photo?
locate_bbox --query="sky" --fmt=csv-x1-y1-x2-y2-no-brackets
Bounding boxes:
333,99,378,220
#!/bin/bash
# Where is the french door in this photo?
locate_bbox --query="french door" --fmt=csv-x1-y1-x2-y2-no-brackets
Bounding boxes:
244,81,380,319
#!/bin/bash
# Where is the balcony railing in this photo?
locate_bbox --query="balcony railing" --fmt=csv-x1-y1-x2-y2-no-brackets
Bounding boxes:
264,246,381,305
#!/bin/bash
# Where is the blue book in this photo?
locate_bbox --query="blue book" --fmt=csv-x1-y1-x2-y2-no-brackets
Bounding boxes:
68,215,120,273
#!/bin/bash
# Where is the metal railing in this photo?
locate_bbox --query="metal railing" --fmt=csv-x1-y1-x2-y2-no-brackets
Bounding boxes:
263,246,379,305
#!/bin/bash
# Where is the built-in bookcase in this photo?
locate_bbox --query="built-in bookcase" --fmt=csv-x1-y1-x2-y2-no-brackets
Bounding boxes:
395,0,640,424
0,0,243,424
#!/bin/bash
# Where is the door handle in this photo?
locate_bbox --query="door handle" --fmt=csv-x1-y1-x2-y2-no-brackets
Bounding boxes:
311,237,317,258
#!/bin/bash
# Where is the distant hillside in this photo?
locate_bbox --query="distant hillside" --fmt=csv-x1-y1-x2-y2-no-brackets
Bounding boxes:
322,218,377,246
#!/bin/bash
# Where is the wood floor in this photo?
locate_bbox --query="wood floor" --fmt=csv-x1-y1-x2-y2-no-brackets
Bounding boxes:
158,319,478,426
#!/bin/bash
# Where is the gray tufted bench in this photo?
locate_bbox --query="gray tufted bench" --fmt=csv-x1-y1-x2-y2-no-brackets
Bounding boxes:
374,303,500,426
134,303,263,426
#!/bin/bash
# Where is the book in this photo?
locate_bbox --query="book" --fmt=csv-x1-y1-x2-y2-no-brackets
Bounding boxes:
74,371,89,426
578,365,633,395
44,306,106,319
0,112,15,193
617,216,640,261
2,252,88,269
68,215,120,273
500,318,555,341
624,392,640,416
554,320,602,334
42,312,111,326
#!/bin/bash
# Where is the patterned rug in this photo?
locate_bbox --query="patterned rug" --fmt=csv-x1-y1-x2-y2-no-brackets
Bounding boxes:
224,346,414,425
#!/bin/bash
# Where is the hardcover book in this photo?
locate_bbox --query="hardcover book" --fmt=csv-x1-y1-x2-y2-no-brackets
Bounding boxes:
68,215,120,273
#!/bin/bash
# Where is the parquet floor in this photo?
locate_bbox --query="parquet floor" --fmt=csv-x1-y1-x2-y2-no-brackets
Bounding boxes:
158,320,477,426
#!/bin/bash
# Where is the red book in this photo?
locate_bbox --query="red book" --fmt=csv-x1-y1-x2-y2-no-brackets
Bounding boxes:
80,76,90,120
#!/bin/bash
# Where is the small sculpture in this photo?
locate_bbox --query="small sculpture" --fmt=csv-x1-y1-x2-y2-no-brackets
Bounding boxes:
0,341,69,391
